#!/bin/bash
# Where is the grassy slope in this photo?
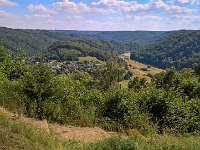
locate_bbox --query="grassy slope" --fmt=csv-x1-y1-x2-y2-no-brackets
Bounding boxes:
78,56,163,88
120,59,164,88
120,58,164,88
79,56,103,63
0,108,200,150
126,59,163,81
0,111,79,150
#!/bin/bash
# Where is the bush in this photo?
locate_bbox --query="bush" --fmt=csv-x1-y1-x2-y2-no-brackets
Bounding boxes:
128,77,146,90
140,68,148,71
124,71,133,80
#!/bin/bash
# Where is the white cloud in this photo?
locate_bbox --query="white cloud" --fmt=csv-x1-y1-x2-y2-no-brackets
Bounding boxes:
91,0,195,14
0,10,16,17
126,14,161,20
1,0,200,30
67,15,83,19
169,0,192,4
0,0,17,6
52,0,116,14
147,0,195,14
25,14,52,20
172,14,200,19
28,4,56,14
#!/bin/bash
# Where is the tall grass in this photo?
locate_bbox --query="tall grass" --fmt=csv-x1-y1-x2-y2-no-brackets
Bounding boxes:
1,111,200,150
0,112,80,150
87,135,200,150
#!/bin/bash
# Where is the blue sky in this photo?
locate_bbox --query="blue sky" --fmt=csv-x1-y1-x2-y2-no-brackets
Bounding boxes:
0,0,200,31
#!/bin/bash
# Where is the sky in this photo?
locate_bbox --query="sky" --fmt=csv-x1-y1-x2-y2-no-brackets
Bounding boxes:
0,0,200,31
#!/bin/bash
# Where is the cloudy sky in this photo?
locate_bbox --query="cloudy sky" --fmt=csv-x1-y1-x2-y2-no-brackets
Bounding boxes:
0,0,200,31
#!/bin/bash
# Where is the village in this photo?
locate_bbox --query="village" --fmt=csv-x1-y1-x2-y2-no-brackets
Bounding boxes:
47,60,103,74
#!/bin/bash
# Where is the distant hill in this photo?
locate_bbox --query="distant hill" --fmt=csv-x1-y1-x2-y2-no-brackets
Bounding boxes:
0,27,138,59
46,40,107,61
2,27,200,70
50,30,167,43
0,27,78,57
133,30,200,70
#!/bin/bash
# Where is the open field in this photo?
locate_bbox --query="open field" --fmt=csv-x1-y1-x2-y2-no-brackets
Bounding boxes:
125,59,164,82
79,56,104,63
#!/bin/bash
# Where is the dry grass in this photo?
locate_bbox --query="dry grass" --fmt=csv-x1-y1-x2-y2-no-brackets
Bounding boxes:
49,124,112,143
124,59,164,82
1,107,200,150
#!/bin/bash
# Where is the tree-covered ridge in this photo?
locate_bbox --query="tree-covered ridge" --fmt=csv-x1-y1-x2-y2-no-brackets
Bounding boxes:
0,27,139,60
46,41,108,61
133,30,200,70
0,27,78,56
2,27,200,70
45,37,141,62
51,30,167,42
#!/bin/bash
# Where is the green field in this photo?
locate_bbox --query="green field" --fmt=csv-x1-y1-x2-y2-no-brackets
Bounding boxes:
124,59,164,82
79,56,103,63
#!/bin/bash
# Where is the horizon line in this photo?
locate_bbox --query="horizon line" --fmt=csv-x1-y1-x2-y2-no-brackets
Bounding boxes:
0,26,199,32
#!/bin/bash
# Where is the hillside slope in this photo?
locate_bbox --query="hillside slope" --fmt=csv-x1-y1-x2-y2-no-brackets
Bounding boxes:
133,30,200,70
0,108,66,150
1,107,200,150
51,30,167,42
0,27,133,59
0,27,76,56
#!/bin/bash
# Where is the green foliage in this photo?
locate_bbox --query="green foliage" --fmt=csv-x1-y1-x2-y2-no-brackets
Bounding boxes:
87,137,145,150
124,70,133,80
134,30,200,70
193,63,200,80
0,45,10,63
128,77,146,90
153,68,180,91
0,44,200,137
96,53,126,91
97,91,128,124
46,40,110,62
22,63,62,120
56,30,166,43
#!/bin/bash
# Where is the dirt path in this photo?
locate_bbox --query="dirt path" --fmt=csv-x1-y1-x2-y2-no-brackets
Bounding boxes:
0,107,125,143
49,124,113,143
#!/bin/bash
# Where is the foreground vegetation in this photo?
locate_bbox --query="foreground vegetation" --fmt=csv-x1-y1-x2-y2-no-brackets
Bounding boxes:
0,44,200,149
1,111,200,150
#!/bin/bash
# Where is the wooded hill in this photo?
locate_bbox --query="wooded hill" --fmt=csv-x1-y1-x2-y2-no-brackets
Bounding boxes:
1,27,200,70
51,30,167,43
0,27,77,56
133,30,200,70
0,27,134,61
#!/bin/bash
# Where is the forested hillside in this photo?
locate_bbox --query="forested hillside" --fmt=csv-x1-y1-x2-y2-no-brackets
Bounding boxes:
46,41,108,61
51,30,167,43
0,27,77,56
45,35,137,61
133,30,200,70
0,27,136,60
2,27,200,70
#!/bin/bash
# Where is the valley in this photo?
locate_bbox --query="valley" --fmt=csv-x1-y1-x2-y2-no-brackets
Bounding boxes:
1,0,200,149
0,27,200,150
